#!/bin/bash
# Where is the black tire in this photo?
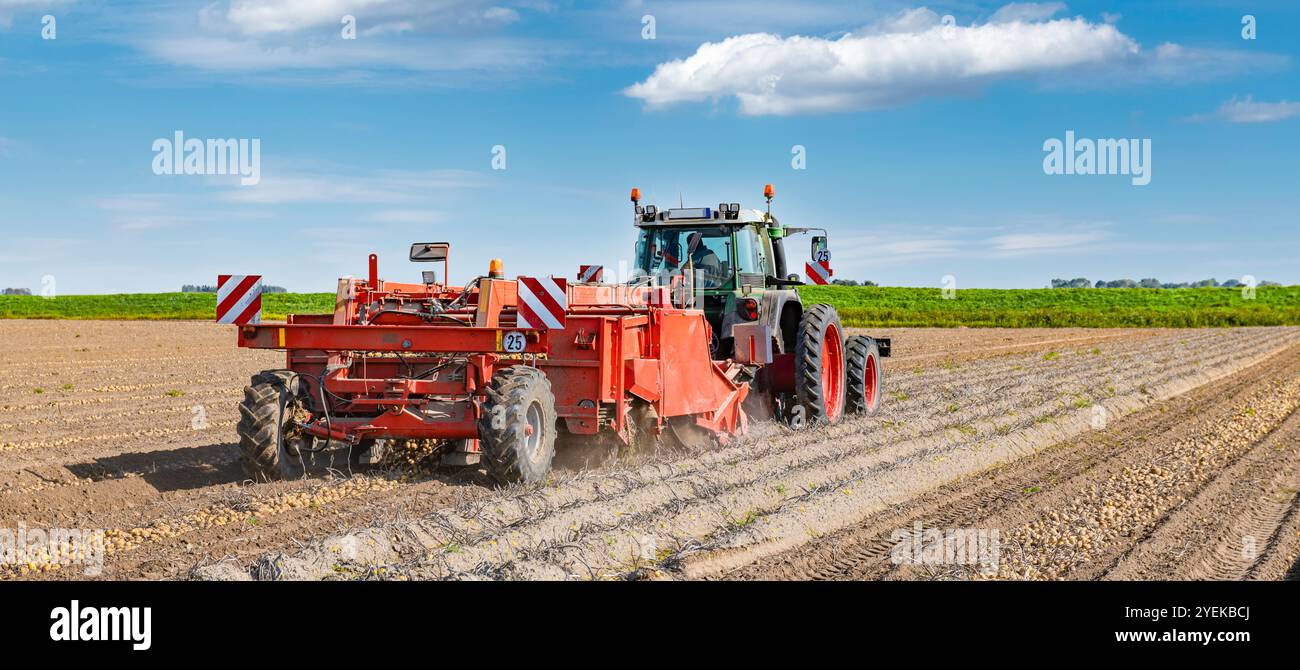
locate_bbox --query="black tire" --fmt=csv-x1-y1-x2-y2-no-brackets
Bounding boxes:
846,336,883,415
793,303,847,425
477,366,558,485
237,370,309,482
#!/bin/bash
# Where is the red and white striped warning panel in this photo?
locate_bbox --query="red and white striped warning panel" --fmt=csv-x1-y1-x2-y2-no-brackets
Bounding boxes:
516,276,568,330
805,261,832,286
216,275,263,325
578,264,603,283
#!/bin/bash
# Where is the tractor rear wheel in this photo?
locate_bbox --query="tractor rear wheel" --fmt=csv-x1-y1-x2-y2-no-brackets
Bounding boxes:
846,336,883,415
237,370,310,482
793,304,847,425
478,366,558,485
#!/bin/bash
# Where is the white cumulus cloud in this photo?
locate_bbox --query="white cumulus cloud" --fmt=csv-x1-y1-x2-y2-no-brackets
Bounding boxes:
625,5,1148,115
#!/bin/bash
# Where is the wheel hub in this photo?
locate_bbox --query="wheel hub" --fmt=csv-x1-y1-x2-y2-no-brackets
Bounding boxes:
821,324,844,422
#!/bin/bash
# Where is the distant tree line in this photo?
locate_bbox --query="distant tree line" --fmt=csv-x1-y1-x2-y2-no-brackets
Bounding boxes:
830,279,878,287
2,288,33,295
1051,277,1282,289
183,284,287,293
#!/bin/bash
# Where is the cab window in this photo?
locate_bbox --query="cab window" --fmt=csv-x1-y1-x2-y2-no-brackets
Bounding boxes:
734,227,764,275
636,226,733,288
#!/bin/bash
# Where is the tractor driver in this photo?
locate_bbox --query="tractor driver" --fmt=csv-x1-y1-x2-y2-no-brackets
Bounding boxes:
685,231,728,288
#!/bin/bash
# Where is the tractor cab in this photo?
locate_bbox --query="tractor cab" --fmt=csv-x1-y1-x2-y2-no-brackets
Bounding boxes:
633,209,783,287
630,186,809,357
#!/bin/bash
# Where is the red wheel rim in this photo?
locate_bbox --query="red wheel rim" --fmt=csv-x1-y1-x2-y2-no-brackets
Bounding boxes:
821,324,844,422
864,352,877,408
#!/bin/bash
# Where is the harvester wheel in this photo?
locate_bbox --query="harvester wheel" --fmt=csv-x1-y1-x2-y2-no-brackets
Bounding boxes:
846,336,883,415
478,366,558,485
793,303,847,425
237,370,309,482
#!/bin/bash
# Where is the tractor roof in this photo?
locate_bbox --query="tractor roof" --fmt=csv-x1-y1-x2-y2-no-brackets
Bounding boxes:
636,207,774,228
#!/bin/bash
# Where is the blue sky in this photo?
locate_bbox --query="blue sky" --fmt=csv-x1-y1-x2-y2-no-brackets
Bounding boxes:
0,0,1297,293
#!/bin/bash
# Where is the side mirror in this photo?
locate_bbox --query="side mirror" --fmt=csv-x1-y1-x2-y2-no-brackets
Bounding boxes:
787,273,801,282
811,236,830,264
410,242,449,262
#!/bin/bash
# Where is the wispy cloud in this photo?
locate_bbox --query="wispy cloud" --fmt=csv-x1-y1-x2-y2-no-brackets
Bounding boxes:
365,209,445,225
95,192,233,231
0,236,85,263
95,193,175,212
208,0,518,36
220,169,489,205
828,222,1110,272
140,35,547,76
0,0,73,29
1188,95,1300,124
121,0,556,83
988,2,1066,23
624,4,1279,115
92,167,481,231
989,231,1107,253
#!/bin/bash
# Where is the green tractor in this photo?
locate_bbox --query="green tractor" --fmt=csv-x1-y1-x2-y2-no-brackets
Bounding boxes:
626,184,889,427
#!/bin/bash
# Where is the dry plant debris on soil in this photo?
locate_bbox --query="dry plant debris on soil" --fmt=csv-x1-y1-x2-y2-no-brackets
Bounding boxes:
1,321,1298,581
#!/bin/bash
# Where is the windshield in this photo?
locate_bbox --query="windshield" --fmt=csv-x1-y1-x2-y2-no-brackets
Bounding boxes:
635,225,733,288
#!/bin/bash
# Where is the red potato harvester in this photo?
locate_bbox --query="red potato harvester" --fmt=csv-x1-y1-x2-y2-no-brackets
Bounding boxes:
229,185,888,484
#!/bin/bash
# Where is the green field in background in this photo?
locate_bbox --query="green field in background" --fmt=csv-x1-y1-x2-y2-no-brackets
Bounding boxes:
0,293,336,321
799,286,1300,328
1,287,1298,328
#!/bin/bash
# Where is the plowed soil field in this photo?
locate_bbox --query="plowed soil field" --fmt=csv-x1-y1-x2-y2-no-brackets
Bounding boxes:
2,320,1297,581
